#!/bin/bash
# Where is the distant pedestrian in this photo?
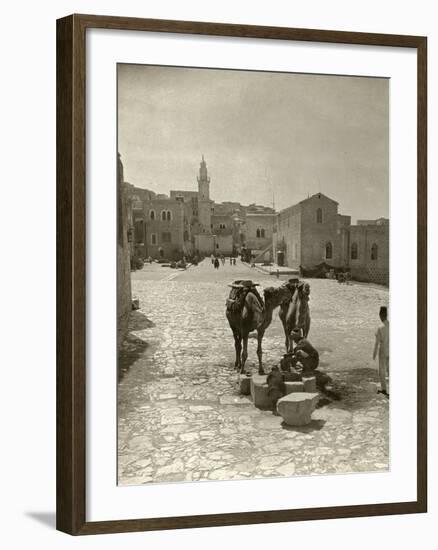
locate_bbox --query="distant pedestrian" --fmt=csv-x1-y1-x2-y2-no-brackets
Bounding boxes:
221,254,225,266
232,257,236,266
214,257,220,269
229,256,232,265
373,306,389,397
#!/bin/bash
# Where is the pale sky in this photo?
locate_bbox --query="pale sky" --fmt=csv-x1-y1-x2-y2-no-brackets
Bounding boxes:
118,64,389,223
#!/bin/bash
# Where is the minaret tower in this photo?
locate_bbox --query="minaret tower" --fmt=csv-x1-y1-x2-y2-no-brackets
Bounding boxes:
197,155,212,233
197,154,210,200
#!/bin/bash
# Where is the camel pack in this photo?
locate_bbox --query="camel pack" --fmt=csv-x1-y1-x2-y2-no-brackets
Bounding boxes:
226,280,264,314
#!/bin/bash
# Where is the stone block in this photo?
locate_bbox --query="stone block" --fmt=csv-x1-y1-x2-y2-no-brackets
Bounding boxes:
282,369,302,382
303,377,317,392
250,375,267,398
250,375,271,409
277,392,319,426
238,374,251,395
284,381,304,394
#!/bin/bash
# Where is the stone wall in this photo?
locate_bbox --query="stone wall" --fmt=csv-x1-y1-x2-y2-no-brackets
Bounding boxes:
274,193,388,286
244,213,275,252
275,204,301,268
350,266,389,285
194,233,216,255
143,198,185,260
211,213,233,235
299,194,348,268
215,234,233,255
349,223,389,285
117,153,132,350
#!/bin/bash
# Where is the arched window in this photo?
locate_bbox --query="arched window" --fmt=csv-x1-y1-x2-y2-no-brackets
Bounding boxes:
371,243,378,260
149,210,155,220
261,228,265,238
351,242,358,260
166,210,171,221
256,228,261,238
161,210,166,221
325,242,333,259
316,208,323,224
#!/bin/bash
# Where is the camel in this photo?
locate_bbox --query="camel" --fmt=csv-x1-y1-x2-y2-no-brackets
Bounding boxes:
279,281,311,352
226,281,292,375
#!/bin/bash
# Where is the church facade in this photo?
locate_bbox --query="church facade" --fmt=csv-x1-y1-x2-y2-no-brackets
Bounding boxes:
273,193,389,285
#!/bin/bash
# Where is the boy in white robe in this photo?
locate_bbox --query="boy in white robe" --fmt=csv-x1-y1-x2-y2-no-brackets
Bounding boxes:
373,306,389,396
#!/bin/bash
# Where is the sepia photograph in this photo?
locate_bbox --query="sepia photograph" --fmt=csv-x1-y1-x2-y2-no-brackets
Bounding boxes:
116,63,390,486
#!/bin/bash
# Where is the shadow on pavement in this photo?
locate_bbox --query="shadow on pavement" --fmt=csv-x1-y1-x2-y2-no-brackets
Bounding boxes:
118,311,156,381
129,310,155,330
281,418,326,433
118,334,150,382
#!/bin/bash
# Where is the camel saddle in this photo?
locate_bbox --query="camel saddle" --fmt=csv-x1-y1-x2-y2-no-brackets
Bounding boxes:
226,280,264,313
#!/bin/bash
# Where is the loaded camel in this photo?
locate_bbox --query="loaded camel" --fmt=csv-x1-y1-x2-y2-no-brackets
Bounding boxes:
279,280,311,352
226,280,291,375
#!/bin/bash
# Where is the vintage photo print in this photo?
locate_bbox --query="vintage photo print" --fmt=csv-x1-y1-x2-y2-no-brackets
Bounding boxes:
117,64,389,486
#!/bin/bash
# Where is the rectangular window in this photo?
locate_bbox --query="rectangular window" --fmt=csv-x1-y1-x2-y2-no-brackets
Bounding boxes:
151,233,157,245
162,232,171,243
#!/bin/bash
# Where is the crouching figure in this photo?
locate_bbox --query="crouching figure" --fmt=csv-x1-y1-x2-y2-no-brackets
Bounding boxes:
289,327,319,375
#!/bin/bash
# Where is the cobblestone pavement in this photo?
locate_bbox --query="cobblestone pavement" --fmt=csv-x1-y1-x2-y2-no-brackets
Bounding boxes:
118,259,389,485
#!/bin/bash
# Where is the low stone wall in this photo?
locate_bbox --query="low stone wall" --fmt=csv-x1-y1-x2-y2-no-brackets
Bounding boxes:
351,266,389,286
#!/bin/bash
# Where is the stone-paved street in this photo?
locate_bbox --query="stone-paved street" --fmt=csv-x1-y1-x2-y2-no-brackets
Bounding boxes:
118,259,389,485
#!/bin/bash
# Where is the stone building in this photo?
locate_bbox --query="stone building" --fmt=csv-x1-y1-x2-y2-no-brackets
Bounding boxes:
349,219,389,285
139,156,240,257
117,153,132,349
125,184,157,262
143,156,216,257
142,196,192,260
274,193,350,269
273,192,389,285
210,213,233,255
123,156,277,259
243,212,275,260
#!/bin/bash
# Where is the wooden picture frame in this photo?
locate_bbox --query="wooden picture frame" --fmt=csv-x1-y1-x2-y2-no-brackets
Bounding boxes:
56,13,427,535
